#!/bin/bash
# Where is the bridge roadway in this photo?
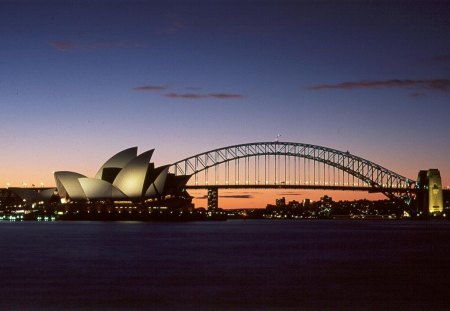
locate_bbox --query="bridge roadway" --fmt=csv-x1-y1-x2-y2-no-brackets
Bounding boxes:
186,184,416,193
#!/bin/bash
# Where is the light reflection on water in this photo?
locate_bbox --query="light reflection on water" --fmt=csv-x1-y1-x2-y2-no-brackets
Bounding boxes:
0,220,449,310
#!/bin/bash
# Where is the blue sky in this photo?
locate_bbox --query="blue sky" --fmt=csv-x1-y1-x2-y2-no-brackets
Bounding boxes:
0,0,449,206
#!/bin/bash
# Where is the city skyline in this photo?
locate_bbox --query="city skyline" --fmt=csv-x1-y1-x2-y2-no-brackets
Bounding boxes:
1,1,449,208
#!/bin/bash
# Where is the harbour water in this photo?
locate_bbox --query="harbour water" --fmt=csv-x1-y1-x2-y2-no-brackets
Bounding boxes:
0,220,449,310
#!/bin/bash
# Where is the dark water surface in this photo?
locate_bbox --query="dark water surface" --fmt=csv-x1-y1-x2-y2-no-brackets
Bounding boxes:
0,220,449,310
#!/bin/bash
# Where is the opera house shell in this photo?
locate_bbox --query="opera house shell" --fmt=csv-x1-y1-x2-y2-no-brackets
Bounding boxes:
54,147,191,204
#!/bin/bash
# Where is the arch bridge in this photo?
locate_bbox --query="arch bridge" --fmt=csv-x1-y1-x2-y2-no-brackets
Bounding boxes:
170,142,417,206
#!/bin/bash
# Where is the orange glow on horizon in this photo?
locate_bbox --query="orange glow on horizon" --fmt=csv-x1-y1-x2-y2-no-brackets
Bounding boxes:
190,189,388,210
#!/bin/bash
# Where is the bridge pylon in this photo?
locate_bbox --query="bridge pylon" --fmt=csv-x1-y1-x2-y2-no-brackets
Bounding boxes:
416,169,444,215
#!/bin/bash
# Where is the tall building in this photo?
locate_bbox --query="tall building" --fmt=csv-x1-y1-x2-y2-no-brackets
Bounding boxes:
207,188,219,211
303,198,311,207
276,197,286,207
320,195,333,208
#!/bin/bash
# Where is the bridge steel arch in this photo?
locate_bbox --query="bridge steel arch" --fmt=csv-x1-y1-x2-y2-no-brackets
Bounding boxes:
170,142,415,198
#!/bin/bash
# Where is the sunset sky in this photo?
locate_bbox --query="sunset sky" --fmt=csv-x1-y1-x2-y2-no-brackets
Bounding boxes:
1,1,449,208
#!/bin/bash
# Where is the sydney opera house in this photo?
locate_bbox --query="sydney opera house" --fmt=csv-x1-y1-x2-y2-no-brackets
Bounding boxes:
0,147,200,220
54,147,192,206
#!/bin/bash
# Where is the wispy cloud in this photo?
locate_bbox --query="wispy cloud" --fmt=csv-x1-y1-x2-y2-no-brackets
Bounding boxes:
220,194,253,199
131,84,245,100
165,92,208,99
48,40,146,52
309,78,450,92
209,93,244,99
165,92,244,100
133,85,167,92
195,194,253,199
48,41,79,52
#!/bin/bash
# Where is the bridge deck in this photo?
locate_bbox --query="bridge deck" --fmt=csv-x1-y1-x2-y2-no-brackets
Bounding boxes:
186,184,415,193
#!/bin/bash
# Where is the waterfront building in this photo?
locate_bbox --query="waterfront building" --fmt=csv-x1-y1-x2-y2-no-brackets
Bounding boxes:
320,195,333,208
303,198,311,207
276,197,286,207
207,188,219,211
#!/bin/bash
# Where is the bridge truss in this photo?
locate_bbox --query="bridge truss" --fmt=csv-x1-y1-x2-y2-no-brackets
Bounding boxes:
170,142,415,199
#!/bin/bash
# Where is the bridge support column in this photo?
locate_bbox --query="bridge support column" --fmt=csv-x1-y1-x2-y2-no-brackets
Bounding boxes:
416,169,444,215
207,187,219,211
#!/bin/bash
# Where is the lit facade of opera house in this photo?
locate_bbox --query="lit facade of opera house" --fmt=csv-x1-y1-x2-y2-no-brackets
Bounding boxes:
54,147,191,206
